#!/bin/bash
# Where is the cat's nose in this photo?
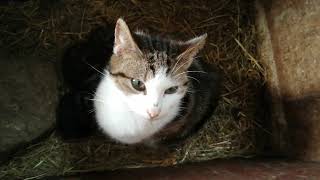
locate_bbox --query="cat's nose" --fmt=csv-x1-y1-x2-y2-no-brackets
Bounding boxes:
147,109,160,119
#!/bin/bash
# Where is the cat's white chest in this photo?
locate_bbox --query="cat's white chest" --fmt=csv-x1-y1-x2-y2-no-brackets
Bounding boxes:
94,75,176,144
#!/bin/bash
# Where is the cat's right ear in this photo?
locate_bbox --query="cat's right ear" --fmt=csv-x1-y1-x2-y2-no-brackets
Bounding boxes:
174,34,207,72
113,18,141,56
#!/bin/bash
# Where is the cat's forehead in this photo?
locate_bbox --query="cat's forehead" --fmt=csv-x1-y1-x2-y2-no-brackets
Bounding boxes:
145,68,176,89
110,53,188,86
110,32,189,82
144,51,171,74
145,51,168,63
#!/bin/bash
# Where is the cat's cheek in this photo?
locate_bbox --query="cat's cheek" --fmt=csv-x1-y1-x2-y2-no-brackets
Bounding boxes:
125,95,139,110
162,94,181,112
126,94,150,118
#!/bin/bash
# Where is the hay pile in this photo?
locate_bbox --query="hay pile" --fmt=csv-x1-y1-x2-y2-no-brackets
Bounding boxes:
0,0,265,179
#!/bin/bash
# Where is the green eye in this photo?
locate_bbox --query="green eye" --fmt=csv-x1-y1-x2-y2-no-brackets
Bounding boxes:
131,79,145,91
165,86,178,94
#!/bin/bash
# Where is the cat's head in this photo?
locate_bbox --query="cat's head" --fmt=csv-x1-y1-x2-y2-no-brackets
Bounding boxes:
109,18,207,120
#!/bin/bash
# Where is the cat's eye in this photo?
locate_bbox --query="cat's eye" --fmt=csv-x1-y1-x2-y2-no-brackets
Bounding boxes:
131,79,145,91
165,86,178,94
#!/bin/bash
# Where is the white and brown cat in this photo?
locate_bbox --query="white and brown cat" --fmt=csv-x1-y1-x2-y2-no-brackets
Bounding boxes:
57,18,220,145
93,18,221,145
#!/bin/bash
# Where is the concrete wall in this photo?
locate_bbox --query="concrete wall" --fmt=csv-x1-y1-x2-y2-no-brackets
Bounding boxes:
256,0,320,161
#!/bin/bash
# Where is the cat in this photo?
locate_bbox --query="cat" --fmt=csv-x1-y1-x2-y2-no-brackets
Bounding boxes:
93,18,221,145
57,18,221,145
57,25,115,139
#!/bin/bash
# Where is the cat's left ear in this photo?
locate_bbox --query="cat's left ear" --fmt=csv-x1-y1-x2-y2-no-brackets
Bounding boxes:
176,34,207,71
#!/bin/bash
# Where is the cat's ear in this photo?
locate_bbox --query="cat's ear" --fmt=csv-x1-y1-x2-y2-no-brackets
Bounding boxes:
176,34,207,70
113,18,141,56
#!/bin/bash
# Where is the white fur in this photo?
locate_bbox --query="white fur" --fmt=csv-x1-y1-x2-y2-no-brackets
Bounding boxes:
94,68,184,144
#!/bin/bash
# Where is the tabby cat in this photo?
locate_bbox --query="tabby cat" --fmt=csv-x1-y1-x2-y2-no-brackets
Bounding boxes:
57,18,221,146
93,18,221,145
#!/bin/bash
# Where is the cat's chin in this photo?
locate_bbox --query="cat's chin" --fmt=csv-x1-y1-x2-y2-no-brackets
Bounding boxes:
150,113,169,121
129,110,163,121
130,111,151,121
134,113,164,121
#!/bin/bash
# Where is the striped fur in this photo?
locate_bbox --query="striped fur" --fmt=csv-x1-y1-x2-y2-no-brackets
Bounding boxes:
94,18,220,145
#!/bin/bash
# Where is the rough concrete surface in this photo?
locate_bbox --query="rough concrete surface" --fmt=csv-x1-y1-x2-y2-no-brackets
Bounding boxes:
256,0,320,161
0,52,58,163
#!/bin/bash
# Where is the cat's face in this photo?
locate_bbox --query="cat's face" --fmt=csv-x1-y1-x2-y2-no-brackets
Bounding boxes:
108,18,206,120
123,67,187,120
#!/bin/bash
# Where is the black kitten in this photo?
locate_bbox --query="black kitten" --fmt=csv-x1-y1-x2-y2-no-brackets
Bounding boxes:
56,25,114,140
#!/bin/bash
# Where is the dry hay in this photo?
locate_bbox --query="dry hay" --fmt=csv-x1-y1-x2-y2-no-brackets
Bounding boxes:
0,0,266,179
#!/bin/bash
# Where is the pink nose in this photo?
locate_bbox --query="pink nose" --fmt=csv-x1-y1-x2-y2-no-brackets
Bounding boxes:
147,109,160,119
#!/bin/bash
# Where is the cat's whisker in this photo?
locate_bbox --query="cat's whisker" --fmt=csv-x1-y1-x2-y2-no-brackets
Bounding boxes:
104,69,110,75
186,90,195,94
172,56,201,75
89,91,106,100
190,70,206,73
87,91,97,96
92,94,104,100
171,56,185,74
175,113,185,118
88,109,96,114
175,74,200,84
187,70,207,73
172,58,193,75
89,98,106,104
174,70,207,78
82,60,108,77
186,76,200,83
179,106,189,110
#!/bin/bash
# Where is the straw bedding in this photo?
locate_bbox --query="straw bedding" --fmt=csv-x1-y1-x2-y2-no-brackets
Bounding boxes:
0,0,266,179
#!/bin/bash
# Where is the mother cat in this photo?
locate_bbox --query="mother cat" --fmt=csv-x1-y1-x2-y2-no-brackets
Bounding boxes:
93,18,221,145
58,18,220,146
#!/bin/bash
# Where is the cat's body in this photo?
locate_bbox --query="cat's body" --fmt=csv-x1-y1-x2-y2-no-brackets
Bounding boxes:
58,18,221,145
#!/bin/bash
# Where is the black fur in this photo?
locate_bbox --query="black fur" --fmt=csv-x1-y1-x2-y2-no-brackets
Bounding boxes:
57,25,114,139
161,59,221,146
61,25,114,91
56,91,96,140
57,24,221,144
